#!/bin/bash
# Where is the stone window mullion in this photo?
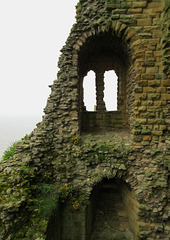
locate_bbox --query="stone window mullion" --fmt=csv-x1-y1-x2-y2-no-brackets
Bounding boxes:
96,71,106,111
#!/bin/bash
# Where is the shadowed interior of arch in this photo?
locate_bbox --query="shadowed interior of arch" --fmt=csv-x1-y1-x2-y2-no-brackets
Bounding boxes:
87,178,137,240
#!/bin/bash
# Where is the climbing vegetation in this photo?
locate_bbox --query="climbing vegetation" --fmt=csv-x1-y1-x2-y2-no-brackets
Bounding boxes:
71,135,81,145
1,134,28,161
1,142,16,161
57,183,87,210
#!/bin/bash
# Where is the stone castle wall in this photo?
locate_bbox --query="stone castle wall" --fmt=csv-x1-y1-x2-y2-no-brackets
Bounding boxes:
0,0,169,239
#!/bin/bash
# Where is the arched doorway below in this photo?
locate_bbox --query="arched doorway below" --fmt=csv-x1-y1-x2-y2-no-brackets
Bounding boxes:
87,178,138,240
51,178,139,240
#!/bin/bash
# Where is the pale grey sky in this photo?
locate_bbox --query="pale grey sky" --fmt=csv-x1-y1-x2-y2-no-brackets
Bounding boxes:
0,0,79,118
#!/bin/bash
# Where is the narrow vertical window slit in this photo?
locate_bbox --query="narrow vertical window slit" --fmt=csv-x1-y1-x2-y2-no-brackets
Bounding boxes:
104,70,118,111
83,70,96,111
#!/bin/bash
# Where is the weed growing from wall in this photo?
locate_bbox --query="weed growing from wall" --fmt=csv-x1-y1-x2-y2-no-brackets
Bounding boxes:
34,184,59,217
71,135,81,145
20,184,59,239
57,183,87,210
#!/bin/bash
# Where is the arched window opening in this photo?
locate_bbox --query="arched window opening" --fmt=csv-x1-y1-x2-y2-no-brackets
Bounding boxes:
79,32,132,131
83,70,96,111
104,70,118,111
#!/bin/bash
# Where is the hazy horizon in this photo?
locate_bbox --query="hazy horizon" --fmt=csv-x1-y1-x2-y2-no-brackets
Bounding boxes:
0,115,42,159
0,0,79,118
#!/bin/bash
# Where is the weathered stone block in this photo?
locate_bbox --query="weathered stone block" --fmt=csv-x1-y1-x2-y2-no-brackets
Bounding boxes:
148,93,160,100
143,87,156,93
121,1,131,9
121,18,137,25
142,61,155,67
120,14,134,19
142,100,154,107
153,7,163,14
134,136,143,142
138,106,147,112
143,136,152,141
149,39,160,46
111,14,120,20
141,140,150,145
135,93,147,101
133,129,141,135
152,136,159,141
148,2,163,8
153,18,160,25
161,93,170,101
154,51,163,57
156,87,167,93
160,125,167,131
147,106,159,112
153,125,159,130
139,33,152,38
153,30,162,38
133,1,147,8
155,73,163,79
138,81,148,87
145,51,153,57
112,9,127,14
142,74,155,80
163,79,170,86
147,119,154,124
148,112,156,118
146,67,159,74
136,118,147,124
152,130,163,136
106,3,120,10
135,14,147,19
136,82,145,91
137,18,152,26
156,100,167,107
128,8,142,14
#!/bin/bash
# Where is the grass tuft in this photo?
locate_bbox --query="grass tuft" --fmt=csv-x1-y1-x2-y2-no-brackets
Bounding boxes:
2,142,16,161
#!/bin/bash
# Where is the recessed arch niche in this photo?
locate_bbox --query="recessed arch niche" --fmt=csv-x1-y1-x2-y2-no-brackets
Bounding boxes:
78,30,135,132
87,178,138,240
53,178,139,240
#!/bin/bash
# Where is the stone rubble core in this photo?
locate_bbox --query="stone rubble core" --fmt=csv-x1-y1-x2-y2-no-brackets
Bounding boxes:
0,0,169,240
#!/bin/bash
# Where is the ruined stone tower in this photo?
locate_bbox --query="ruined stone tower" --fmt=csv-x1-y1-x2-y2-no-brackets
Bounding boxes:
0,0,169,240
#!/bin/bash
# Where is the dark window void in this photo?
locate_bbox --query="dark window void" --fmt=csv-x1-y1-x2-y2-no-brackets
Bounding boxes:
83,70,118,111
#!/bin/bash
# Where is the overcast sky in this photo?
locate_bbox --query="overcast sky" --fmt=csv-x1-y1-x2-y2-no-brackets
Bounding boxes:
0,0,79,118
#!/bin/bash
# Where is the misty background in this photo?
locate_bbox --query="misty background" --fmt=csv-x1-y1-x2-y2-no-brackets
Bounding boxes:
0,0,79,158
